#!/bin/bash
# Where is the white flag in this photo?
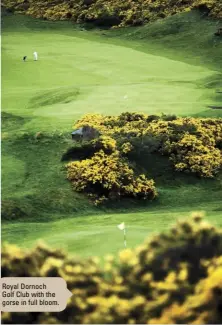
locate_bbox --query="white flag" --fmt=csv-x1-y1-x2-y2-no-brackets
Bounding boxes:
117,222,125,230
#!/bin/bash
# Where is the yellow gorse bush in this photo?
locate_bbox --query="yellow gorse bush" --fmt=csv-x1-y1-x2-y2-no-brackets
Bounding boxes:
66,113,221,203
2,0,221,26
67,149,157,204
92,135,117,153
2,214,222,324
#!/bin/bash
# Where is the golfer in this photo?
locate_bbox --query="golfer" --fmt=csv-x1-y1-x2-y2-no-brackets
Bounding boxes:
33,51,38,61
23,56,27,62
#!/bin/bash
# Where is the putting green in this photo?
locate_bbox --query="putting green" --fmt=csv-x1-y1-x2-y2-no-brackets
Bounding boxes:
2,209,222,257
2,17,218,133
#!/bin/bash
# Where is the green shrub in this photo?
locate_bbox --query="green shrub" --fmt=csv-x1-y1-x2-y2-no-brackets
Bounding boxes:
61,143,96,161
1,200,28,220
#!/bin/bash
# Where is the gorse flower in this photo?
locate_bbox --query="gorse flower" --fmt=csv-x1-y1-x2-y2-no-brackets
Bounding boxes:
2,214,222,324
67,149,157,204
66,113,221,203
2,0,221,27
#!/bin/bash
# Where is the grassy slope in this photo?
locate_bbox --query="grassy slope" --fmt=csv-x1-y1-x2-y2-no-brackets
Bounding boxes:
2,11,222,257
105,10,222,69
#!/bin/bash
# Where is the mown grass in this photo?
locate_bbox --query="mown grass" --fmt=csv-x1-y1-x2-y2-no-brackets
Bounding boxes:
2,210,222,258
1,10,222,256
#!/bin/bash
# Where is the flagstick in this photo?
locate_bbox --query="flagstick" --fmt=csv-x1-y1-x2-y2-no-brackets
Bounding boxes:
124,228,127,248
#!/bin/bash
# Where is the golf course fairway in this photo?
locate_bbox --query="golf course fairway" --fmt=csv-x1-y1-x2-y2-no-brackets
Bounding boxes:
2,12,222,257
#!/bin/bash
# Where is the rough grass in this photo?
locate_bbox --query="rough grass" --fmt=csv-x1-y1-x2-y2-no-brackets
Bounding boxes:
1,10,222,256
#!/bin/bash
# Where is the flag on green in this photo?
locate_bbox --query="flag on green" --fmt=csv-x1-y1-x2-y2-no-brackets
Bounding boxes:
117,222,127,247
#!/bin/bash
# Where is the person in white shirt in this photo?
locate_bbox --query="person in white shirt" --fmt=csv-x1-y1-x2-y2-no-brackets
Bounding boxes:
33,51,38,61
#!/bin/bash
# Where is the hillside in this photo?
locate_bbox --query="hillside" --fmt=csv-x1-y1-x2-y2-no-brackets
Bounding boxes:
2,0,222,27
105,10,222,71
1,10,222,256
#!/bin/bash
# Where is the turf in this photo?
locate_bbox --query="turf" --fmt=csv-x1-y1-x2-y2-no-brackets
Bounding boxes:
1,10,222,257
2,210,222,258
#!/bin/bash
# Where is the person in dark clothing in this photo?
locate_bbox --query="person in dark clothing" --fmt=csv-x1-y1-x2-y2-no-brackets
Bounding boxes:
23,56,27,62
